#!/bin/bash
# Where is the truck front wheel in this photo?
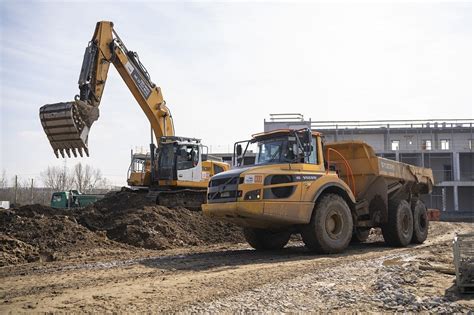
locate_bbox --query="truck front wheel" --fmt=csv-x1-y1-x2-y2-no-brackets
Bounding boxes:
301,194,353,254
382,199,413,247
411,200,429,244
243,228,291,250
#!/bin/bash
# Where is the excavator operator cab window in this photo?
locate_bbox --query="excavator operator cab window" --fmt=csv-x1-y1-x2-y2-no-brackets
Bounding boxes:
177,145,199,170
213,164,225,174
131,158,146,173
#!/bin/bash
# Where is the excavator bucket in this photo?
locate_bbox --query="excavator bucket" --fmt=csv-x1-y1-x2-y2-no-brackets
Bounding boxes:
39,101,92,158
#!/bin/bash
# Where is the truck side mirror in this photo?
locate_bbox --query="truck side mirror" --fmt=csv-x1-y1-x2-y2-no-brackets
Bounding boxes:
236,144,242,156
201,154,208,161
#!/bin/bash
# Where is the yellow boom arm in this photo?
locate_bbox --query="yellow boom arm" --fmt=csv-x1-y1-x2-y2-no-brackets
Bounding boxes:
39,21,174,158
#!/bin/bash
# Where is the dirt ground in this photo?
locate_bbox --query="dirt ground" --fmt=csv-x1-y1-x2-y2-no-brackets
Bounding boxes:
0,220,473,313
0,191,243,266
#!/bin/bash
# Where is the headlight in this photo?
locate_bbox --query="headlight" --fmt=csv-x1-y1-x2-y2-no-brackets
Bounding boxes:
243,174,263,184
244,189,261,200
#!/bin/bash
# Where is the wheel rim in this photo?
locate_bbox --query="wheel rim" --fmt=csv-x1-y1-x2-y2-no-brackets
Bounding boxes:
401,212,410,237
326,209,343,240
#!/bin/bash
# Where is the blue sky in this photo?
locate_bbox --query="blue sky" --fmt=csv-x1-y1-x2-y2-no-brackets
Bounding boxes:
0,1,472,186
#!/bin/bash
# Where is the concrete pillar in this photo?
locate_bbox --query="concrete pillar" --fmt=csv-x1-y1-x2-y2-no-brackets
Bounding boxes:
453,152,461,181
442,187,446,212
452,152,460,211
454,185,459,211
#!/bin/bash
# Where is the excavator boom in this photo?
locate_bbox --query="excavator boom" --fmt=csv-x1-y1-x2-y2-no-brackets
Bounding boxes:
39,21,174,158
39,21,230,209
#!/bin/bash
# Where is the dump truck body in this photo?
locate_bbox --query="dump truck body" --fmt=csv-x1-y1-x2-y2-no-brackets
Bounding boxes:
325,141,433,199
203,129,433,253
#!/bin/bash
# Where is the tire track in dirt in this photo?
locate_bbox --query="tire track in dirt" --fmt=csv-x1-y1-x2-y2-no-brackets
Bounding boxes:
1,222,471,312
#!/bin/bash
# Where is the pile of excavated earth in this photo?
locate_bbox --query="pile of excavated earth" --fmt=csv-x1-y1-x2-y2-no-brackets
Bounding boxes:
0,191,244,266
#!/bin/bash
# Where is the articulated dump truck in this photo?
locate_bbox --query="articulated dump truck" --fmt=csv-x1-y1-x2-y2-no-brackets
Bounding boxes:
203,128,434,253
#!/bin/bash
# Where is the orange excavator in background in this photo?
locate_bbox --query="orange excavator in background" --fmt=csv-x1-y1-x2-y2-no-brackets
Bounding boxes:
39,21,229,209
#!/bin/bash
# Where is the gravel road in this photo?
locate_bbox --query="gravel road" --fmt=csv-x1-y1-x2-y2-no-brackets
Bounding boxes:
1,222,473,313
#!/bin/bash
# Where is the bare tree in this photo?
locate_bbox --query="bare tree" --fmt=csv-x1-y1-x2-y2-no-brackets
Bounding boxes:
0,170,7,189
73,163,87,192
40,166,73,191
72,163,108,192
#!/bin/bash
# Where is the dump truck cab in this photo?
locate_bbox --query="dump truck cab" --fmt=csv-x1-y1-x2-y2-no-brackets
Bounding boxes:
203,129,354,228
203,128,433,253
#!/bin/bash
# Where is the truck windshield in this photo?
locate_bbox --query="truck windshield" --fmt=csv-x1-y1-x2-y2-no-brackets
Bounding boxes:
255,136,302,165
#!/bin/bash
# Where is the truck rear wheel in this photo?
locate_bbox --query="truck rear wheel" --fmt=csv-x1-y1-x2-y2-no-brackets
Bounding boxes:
411,200,429,244
301,194,353,254
243,228,291,250
382,200,413,247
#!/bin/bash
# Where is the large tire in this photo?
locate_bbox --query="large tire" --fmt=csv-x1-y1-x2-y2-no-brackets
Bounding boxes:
351,227,370,243
382,200,413,247
411,200,429,244
243,228,291,250
301,194,353,254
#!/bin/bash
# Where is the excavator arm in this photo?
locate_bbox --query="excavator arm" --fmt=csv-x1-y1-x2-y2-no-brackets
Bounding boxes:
40,21,174,158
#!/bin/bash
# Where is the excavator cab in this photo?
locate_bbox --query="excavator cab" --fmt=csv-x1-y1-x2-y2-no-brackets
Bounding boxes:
127,152,151,187
126,137,230,192
156,137,203,186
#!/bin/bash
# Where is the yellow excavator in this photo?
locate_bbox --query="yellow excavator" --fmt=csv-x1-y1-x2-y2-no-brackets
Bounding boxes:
39,21,229,209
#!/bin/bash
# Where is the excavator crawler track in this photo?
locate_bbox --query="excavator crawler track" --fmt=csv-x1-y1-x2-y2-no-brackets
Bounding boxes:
147,189,206,211
39,102,90,158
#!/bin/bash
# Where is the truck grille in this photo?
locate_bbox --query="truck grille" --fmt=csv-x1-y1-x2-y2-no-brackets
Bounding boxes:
208,176,240,203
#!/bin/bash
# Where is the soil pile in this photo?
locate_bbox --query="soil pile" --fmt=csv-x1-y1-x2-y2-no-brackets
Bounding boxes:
0,192,244,266
75,191,244,249
0,205,127,266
